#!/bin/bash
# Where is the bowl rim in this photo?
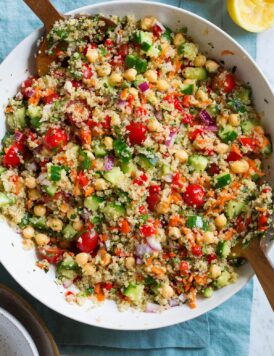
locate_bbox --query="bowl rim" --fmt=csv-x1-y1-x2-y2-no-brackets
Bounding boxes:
0,0,273,330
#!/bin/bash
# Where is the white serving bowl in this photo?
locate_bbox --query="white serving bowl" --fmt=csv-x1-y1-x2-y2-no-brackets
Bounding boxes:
0,1,273,330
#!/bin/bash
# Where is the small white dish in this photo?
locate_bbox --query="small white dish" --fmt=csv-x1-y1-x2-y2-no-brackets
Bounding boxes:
0,307,39,356
0,1,273,330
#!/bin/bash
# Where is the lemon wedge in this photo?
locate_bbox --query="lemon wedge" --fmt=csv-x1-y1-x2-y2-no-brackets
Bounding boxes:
227,0,274,32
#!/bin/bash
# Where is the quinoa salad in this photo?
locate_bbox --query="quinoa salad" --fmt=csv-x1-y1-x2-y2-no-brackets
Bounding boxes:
0,15,273,311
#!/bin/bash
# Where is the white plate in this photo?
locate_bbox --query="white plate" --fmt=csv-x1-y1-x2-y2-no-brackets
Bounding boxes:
0,1,273,330
0,307,39,356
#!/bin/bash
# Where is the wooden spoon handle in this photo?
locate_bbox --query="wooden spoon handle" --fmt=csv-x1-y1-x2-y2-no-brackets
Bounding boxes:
245,245,274,311
23,0,64,32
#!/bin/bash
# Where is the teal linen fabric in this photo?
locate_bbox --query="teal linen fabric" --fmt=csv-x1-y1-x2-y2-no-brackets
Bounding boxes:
0,0,256,355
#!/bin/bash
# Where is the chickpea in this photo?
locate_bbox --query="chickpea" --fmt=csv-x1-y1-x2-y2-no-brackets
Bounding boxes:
125,256,135,269
157,79,169,92
196,89,208,102
86,48,99,63
25,176,36,189
72,220,84,231
203,231,216,244
173,33,186,47
109,72,122,86
147,118,162,132
22,226,35,239
194,54,207,67
75,252,89,267
141,17,156,30
103,136,113,150
97,63,111,77
34,233,50,246
47,217,63,232
161,284,174,299
205,60,219,73
168,227,181,240
175,149,188,163
100,253,112,266
34,205,46,217
209,264,222,279
215,214,227,230
123,68,137,82
22,239,34,250
93,178,108,191
230,160,249,174
156,201,170,214
82,262,96,276
28,189,41,201
144,70,158,83
229,114,240,127
215,143,229,154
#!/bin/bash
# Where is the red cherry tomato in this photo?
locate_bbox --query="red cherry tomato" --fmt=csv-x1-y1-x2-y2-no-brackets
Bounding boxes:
126,122,147,145
206,253,217,264
105,39,114,47
258,214,268,231
152,24,162,38
227,151,243,162
191,244,203,257
182,95,191,108
140,224,157,237
78,171,89,187
21,77,35,99
44,128,68,151
43,92,59,104
179,261,189,275
147,185,161,211
38,245,64,264
183,184,205,208
77,230,99,253
223,73,235,93
104,282,113,290
118,43,129,58
207,163,220,176
3,143,24,168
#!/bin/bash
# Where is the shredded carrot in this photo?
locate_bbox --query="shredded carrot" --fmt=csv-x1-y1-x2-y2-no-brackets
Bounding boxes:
146,256,153,266
5,106,13,113
60,203,68,213
80,129,92,145
94,284,105,301
246,158,265,177
170,191,183,204
221,49,235,56
167,71,175,79
140,93,147,105
85,186,95,197
151,266,164,275
100,234,107,242
224,229,235,241
174,57,182,72
195,275,208,285
169,215,184,227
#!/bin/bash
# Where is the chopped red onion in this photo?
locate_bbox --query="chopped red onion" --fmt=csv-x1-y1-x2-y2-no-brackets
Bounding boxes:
206,124,218,132
154,20,165,33
104,156,115,171
145,302,161,313
147,237,162,251
136,257,143,265
117,100,127,109
138,82,149,92
14,131,24,142
135,244,152,256
199,110,215,126
155,110,163,121
178,294,187,302
169,299,180,307
165,130,177,147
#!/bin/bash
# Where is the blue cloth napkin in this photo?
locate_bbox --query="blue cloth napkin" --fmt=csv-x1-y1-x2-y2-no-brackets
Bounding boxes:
0,0,256,355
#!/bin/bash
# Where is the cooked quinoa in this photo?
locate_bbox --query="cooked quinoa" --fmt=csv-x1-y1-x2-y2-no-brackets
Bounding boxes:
0,15,273,311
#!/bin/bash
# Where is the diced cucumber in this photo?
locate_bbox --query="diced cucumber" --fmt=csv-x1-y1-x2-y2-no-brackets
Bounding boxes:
0,192,14,207
186,215,207,230
214,270,230,288
57,256,79,280
203,287,213,298
124,284,144,304
0,166,7,175
45,184,57,197
113,138,132,163
125,55,148,73
183,67,208,81
102,202,126,220
188,154,208,172
215,173,232,189
161,163,171,175
93,143,107,158
235,87,251,105
48,165,62,182
29,216,46,229
7,107,26,130
178,42,198,61
228,99,246,113
84,195,104,211
104,167,125,186
79,150,92,170
161,26,172,42
136,154,158,170
134,31,153,46
62,224,77,240
216,241,231,258
240,119,258,134
225,200,246,220
181,83,194,95
27,105,42,120
218,125,238,143
120,160,136,174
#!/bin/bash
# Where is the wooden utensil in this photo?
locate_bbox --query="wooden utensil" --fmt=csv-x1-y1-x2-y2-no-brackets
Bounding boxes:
23,0,115,76
231,237,274,311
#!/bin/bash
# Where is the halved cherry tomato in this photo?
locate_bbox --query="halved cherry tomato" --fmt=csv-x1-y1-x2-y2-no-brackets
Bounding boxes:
258,214,268,231
192,244,203,257
21,77,35,99
38,245,64,264
223,73,235,93
140,224,157,237
147,185,161,211
44,92,59,104
179,261,189,275
126,122,147,145
227,151,243,162
78,171,89,187
3,143,24,168
44,128,68,151
105,39,114,47
77,230,99,253
184,184,205,208
206,253,217,264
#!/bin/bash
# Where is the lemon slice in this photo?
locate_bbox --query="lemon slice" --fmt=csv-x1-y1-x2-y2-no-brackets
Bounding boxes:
227,0,274,32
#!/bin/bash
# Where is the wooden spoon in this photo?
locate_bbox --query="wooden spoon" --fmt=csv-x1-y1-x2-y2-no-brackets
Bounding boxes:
23,0,115,76
231,237,274,311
